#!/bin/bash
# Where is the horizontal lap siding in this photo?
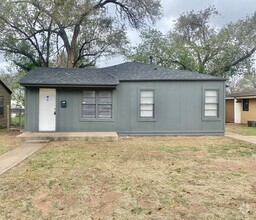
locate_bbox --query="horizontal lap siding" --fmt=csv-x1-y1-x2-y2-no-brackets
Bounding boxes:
0,84,11,128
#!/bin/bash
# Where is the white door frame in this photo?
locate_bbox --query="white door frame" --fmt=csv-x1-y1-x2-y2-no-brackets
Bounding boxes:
234,99,241,123
39,88,56,131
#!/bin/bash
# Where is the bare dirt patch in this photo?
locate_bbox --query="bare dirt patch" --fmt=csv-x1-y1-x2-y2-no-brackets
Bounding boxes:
0,136,256,219
33,191,52,215
0,130,20,155
211,157,256,174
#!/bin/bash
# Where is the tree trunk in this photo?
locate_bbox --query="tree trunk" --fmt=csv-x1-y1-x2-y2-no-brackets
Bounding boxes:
66,24,80,68
67,48,75,67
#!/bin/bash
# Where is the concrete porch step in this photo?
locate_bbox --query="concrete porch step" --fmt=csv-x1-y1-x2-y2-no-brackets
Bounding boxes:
16,132,118,143
25,140,51,143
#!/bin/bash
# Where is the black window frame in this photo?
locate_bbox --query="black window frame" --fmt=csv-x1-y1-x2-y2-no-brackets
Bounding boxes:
0,96,3,117
243,99,249,111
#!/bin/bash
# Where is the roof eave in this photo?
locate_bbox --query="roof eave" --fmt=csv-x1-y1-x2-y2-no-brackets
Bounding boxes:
20,83,118,88
119,78,226,82
0,80,12,94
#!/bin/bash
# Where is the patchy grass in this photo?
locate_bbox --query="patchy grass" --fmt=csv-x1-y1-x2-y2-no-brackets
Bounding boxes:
226,123,256,136
0,130,19,155
0,136,256,219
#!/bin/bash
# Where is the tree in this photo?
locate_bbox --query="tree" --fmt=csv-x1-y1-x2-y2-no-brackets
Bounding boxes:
0,66,25,107
0,0,162,70
128,6,256,77
228,62,256,92
127,29,172,66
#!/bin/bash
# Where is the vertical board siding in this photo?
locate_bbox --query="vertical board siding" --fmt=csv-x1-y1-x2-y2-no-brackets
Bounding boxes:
226,99,234,123
25,88,39,131
25,80,225,135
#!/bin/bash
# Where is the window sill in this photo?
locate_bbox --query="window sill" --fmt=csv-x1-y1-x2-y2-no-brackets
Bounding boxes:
79,118,114,122
202,117,221,122
138,118,157,122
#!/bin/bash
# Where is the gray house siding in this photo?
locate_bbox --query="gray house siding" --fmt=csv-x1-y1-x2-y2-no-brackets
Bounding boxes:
24,80,225,135
24,87,39,131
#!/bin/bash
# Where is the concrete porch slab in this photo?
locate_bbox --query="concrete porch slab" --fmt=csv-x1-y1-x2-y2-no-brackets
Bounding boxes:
16,132,118,143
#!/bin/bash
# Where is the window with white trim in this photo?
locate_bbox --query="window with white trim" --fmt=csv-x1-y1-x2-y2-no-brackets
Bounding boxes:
204,90,219,117
81,91,112,119
140,90,154,118
0,96,3,116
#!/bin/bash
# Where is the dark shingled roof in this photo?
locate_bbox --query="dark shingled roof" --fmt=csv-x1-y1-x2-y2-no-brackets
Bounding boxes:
226,90,256,98
0,79,12,94
20,62,225,87
20,67,119,87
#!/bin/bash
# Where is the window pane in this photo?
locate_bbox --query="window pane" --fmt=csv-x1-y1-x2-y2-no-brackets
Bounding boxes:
98,91,111,97
205,110,217,117
98,104,112,118
82,97,96,104
81,104,96,118
0,107,3,116
243,99,249,111
99,97,111,104
140,105,153,111
141,97,153,104
141,91,153,98
205,103,217,110
82,91,95,97
204,90,218,118
205,96,217,103
140,110,153,117
81,90,112,119
205,91,217,97
140,90,154,118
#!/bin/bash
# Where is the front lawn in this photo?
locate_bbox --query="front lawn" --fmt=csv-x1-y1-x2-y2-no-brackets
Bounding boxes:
226,123,256,136
0,136,256,219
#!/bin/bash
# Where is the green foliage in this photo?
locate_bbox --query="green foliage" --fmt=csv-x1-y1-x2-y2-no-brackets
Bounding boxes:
127,29,171,66
0,0,162,69
208,143,256,158
11,114,24,127
128,6,256,77
0,67,25,107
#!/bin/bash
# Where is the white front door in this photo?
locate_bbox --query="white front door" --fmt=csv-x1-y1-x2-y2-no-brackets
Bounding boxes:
39,88,56,131
234,99,241,123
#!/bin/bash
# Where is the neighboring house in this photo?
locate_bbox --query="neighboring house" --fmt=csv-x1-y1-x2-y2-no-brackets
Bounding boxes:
19,62,226,135
226,90,256,124
0,79,12,128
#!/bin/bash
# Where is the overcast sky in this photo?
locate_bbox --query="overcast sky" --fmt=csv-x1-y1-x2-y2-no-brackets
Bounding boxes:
1,0,255,70
98,0,256,67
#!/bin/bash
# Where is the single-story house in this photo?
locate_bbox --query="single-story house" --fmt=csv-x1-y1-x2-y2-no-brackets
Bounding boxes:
19,62,226,135
0,79,12,128
226,90,256,123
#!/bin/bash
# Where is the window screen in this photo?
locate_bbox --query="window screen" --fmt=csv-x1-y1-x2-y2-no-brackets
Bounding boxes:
140,90,154,118
204,90,218,117
81,91,112,119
